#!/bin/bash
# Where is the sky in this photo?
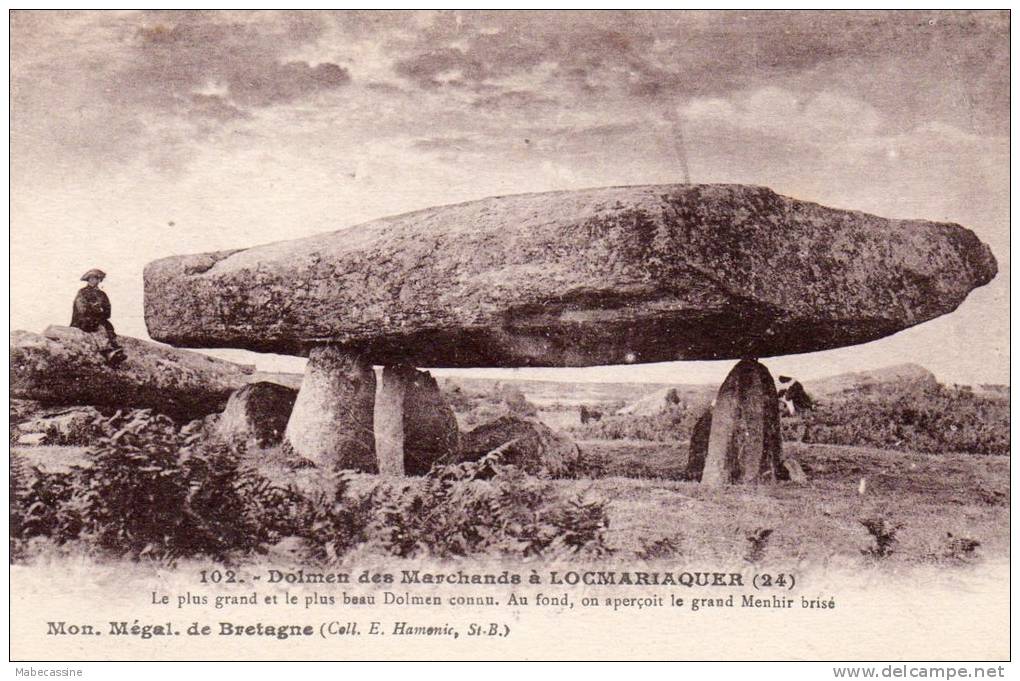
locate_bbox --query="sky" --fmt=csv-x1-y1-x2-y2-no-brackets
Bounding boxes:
9,10,1010,387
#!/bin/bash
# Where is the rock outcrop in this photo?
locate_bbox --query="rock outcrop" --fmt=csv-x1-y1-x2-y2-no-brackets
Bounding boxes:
215,382,298,449
457,415,580,477
13,406,103,446
782,456,809,484
375,365,459,476
10,326,254,420
283,347,376,471
144,184,996,366
702,359,783,486
497,385,539,418
617,387,684,416
804,363,939,398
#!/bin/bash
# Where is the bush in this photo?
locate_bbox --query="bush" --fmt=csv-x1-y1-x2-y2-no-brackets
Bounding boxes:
923,532,981,564
744,528,773,563
371,455,611,559
562,379,1008,457
860,517,903,559
637,535,683,560
443,382,540,428
568,404,703,442
296,474,378,563
794,383,1008,455
11,454,85,561
9,410,305,562
10,411,613,564
10,457,84,549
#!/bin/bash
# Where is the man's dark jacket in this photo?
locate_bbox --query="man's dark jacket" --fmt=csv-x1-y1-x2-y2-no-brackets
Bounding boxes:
70,286,112,333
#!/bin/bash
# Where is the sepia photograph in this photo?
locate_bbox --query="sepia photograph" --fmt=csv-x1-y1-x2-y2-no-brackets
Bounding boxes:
8,9,1010,664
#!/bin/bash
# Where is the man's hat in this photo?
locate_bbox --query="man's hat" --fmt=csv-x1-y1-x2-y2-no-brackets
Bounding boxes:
778,375,793,383
80,268,107,281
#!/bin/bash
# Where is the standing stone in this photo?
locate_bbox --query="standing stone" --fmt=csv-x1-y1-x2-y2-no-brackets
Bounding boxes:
375,366,408,475
215,382,298,450
701,359,782,486
376,365,459,476
284,346,376,471
684,406,713,481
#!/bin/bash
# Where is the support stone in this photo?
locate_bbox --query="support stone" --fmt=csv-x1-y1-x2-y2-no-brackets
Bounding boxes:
284,346,376,471
375,365,411,475
375,364,459,476
701,358,782,486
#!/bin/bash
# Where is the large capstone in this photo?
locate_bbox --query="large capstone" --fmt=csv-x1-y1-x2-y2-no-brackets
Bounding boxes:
375,364,459,476
284,347,376,471
10,326,253,420
144,184,996,367
215,382,298,450
701,359,783,486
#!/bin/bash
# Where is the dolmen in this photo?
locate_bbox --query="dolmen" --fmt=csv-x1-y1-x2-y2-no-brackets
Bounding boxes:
143,184,997,482
11,325,254,420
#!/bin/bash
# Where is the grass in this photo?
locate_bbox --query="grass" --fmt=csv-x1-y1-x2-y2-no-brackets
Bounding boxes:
13,436,1007,569
569,439,1007,566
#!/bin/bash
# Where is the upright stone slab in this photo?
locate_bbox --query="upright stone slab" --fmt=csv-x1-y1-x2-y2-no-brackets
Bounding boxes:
375,364,459,476
284,346,376,471
684,406,713,481
375,365,410,475
701,359,782,486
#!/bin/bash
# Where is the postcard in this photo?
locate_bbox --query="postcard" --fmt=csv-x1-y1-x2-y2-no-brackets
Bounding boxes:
9,10,1009,662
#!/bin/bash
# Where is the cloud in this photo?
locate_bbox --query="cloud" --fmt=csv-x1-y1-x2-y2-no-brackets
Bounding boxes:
471,90,556,111
10,11,352,174
9,9,1008,181
683,87,883,145
412,136,480,152
385,10,1007,133
189,93,249,121
125,16,351,114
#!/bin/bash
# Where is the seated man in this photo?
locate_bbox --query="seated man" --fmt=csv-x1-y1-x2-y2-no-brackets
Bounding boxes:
71,268,124,364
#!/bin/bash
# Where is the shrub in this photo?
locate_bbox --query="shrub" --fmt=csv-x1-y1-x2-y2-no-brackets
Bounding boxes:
568,404,702,442
75,429,191,559
10,457,83,549
372,455,612,559
10,412,613,564
637,535,683,560
795,384,1009,455
744,528,774,563
9,456,26,561
296,474,378,563
860,517,903,559
178,443,309,560
924,532,981,563
11,409,304,563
